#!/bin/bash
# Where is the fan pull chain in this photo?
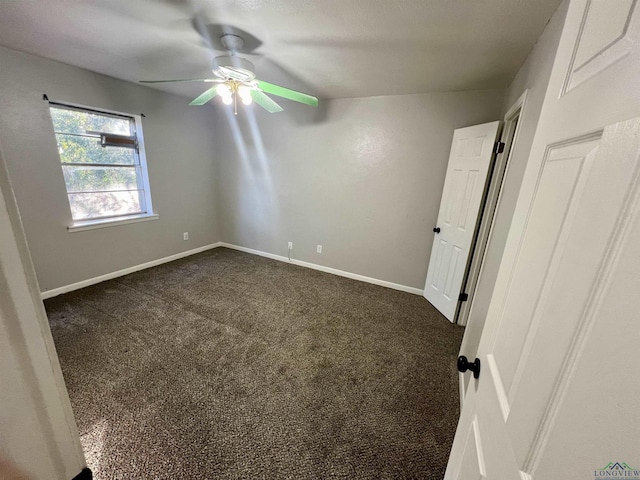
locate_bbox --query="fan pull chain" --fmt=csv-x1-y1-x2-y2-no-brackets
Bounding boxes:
234,91,238,116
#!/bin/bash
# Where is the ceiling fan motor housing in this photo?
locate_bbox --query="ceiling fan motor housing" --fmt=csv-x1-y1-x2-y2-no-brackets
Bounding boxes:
212,55,256,81
220,33,245,51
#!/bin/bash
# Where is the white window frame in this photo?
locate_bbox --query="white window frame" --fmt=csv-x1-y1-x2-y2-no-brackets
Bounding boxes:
47,101,158,232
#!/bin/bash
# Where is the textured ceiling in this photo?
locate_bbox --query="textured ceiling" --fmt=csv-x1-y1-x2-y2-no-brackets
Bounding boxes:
0,0,562,100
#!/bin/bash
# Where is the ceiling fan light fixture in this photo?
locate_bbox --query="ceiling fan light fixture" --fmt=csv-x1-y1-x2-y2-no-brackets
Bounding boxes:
238,85,253,105
216,83,231,96
215,83,233,105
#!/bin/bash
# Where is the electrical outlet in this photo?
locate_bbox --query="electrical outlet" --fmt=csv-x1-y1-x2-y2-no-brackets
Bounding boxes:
288,241,293,250
317,245,322,253
183,232,189,241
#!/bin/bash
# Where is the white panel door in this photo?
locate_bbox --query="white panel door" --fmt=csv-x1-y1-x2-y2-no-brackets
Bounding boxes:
424,122,500,322
446,1,640,479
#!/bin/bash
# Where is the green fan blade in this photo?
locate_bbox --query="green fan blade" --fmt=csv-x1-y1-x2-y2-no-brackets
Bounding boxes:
250,89,284,113
189,87,219,106
140,78,221,84
257,81,318,107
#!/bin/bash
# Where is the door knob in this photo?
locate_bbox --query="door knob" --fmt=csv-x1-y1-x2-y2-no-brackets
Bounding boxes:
433,227,441,234
457,355,481,379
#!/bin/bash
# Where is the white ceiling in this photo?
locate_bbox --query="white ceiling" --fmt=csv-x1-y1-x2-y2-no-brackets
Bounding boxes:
0,0,562,100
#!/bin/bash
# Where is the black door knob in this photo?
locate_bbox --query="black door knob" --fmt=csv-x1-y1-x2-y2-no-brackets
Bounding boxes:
433,227,441,234
457,355,481,379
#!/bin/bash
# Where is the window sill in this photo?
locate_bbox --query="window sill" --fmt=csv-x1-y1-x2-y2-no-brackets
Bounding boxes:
68,213,159,233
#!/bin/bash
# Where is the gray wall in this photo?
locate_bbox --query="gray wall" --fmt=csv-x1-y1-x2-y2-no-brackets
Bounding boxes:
461,0,568,360
0,45,504,295
0,47,221,293
215,90,504,289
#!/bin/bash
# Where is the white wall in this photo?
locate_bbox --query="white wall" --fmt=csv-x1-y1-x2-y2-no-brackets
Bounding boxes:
0,46,221,294
461,0,568,361
215,90,504,289
0,140,85,480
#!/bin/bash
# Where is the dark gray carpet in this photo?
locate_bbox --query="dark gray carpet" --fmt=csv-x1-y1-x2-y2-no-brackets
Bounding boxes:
45,247,464,479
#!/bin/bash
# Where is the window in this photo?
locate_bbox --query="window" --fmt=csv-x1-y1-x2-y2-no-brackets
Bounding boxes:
48,103,154,228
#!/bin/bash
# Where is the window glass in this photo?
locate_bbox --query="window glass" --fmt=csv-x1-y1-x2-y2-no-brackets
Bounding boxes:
49,105,152,223
56,134,136,165
50,108,131,136
68,191,143,220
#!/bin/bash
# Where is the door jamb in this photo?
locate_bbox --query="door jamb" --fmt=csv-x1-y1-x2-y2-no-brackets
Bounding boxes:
456,90,528,406
455,90,528,326
456,90,528,327
0,141,86,477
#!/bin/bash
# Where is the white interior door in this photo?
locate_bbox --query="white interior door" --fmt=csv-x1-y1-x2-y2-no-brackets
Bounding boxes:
446,1,640,479
424,122,500,321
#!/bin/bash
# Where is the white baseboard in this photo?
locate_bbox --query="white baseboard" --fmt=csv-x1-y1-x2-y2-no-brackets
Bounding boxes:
41,241,424,299
219,242,424,295
40,242,221,299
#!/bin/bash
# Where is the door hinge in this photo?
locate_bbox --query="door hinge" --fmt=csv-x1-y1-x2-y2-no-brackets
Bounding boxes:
459,292,469,302
495,141,505,154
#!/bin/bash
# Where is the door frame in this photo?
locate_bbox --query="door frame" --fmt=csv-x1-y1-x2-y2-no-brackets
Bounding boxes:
456,90,528,328
0,141,86,477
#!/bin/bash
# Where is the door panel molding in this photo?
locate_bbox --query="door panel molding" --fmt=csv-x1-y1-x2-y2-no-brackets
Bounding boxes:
505,136,601,403
485,131,603,353
487,354,510,421
459,170,480,230
458,415,487,480
562,0,638,94
444,246,463,299
522,118,640,475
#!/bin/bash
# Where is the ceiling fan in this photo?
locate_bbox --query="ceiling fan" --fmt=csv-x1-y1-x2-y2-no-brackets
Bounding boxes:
140,33,318,114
